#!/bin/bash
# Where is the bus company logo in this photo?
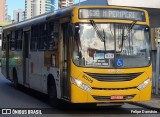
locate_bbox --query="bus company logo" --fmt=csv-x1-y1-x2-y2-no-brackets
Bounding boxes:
107,69,124,73
1,109,42,115
2,109,11,114
83,74,93,83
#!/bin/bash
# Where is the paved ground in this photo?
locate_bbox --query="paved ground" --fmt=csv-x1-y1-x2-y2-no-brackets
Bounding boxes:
132,94,160,111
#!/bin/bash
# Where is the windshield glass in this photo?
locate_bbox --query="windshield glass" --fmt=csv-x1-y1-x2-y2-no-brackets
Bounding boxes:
72,23,151,68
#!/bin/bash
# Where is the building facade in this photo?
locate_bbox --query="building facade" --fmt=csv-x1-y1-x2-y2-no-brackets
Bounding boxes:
155,28,160,42
58,0,74,9
0,0,8,22
25,0,55,19
13,9,25,22
25,0,33,19
46,0,55,12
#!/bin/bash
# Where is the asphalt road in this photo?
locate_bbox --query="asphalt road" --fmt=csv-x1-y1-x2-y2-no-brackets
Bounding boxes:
0,70,159,117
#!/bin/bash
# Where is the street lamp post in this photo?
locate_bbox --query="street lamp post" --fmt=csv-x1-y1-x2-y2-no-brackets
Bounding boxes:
23,11,25,21
17,12,19,22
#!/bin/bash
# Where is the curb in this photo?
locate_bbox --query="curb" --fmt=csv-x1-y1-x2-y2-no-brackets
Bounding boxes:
129,102,160,112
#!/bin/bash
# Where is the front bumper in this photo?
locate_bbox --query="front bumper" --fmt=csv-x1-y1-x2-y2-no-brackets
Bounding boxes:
70,83,151,103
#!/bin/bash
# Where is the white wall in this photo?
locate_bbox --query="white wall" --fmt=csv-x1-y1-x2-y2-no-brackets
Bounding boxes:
75,0,108,6
108,0,160,8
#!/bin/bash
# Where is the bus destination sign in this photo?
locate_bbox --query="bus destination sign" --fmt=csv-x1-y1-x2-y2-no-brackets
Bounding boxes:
79,9,145,21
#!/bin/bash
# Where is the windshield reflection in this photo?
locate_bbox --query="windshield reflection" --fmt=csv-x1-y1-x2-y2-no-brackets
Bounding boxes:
72,23,150,68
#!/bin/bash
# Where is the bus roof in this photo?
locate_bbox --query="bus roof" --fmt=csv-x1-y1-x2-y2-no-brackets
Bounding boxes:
3,5,148,30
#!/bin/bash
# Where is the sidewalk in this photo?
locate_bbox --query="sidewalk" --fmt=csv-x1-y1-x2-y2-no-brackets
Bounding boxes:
131,94,160,111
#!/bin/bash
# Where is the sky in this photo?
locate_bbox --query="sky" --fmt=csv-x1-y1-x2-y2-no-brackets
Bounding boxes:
6,0,25,19
6,0,85,20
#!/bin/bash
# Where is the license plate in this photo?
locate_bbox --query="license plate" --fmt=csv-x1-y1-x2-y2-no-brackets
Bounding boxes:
110,95,123,100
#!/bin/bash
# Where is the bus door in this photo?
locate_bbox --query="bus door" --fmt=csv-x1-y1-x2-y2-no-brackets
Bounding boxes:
61,23,70,99
23,30,30,86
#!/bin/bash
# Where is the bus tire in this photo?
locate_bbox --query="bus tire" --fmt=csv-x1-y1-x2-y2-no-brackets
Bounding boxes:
13,69,19,89
48,78,58,107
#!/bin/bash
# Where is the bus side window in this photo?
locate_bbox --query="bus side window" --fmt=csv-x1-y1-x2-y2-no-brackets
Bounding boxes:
15,30,18,50
42,23,47,50
37,23,47,50
10,31,16,50
48,21,54,50
17,30,22,50
48,20,59,50
31,25,37,51
2,33,6,50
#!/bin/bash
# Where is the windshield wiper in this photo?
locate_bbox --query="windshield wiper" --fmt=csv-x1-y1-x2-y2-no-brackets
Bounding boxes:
127,20,137,36
90,20,105,42
90,20,106,50
121,20,137,52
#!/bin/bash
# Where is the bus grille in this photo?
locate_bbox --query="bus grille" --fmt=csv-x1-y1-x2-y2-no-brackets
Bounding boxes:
92,87,137,90
92,95,135,101
84,72,143,82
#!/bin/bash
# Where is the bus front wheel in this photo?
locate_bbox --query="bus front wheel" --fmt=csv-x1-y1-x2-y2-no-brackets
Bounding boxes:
48,78,58,107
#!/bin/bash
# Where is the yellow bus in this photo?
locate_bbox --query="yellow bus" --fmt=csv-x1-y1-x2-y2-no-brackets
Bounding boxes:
1,6,152,107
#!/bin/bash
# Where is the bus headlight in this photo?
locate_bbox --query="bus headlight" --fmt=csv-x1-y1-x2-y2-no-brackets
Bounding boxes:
71,77,92,92
137,79,151,90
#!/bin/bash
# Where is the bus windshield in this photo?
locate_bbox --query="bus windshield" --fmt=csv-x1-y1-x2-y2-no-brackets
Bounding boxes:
72,23,151,68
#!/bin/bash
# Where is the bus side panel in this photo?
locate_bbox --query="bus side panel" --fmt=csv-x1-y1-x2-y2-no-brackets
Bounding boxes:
1,31,7,79
8,51,13,81
8,51,17,81
29,51,43,92
42,51,61,98
1,51,7,78
15,51,23,85
41,60,49,94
